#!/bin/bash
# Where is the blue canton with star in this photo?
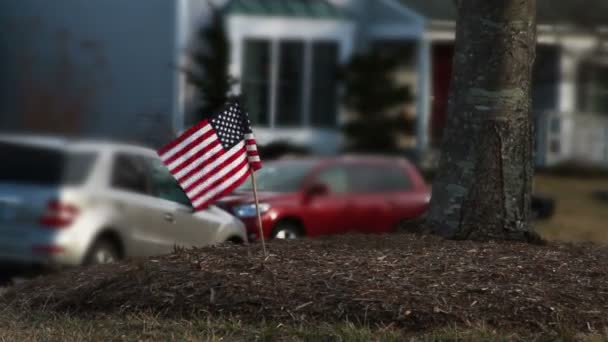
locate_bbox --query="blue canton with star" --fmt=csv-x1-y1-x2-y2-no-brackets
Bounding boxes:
210,102,254,150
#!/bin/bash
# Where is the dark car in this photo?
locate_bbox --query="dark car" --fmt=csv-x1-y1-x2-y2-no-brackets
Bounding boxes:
217,156,431,241
531,194,556,220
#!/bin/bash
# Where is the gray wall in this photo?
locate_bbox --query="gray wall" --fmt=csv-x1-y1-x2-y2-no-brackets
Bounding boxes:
0,0,185,148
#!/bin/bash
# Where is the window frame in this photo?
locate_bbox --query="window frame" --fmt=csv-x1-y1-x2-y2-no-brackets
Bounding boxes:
240,38,341,129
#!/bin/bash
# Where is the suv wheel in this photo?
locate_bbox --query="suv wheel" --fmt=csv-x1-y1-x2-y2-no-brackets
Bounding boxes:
84,239,120,265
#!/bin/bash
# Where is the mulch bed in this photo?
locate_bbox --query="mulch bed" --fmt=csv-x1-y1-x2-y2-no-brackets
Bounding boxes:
2,233,608,332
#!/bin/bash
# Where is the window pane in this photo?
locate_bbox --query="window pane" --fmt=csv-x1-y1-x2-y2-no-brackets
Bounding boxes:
591,66,608,113
242,40,271,125
63,152,98,185
0,142,94,186
347,164,411,192
111,154,150,195
237,160,317,193
532,45,559,114
578,62,608,114
315,166,349,193
276,41,304,126
145,158,192,207
310,42,338,128
379,165,411,191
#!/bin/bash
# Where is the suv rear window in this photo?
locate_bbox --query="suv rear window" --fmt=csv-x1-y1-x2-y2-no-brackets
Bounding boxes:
0,142,97,186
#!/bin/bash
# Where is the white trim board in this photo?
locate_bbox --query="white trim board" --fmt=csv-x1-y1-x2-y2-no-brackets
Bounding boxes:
227,15,356,63
227,16,355,40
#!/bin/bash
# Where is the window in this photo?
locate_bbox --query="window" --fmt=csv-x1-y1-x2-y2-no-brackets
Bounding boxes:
315,166,350,193
347,164,412,193
311,42,339,127
276,41,304,126
550,140,561,153
63,152,98,185
0,141,96,186
532,45,559,114
314,163,411,194
144,157,192,207
241,39,339,127
578,62,608,114
237,160,317,193
242,40,271,125
550,117,561,134
111,154,151,195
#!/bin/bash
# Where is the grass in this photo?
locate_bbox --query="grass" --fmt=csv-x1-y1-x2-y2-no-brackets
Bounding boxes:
0,309,606,342
534,174,608,243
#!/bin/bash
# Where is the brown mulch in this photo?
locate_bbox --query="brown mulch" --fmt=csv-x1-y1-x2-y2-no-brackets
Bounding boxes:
2,233,608,332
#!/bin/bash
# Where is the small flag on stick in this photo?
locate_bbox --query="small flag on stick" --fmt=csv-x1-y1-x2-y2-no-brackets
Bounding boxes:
157,101,262,211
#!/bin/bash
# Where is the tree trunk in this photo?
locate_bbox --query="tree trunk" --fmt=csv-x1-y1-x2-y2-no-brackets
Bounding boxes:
426,0,541,242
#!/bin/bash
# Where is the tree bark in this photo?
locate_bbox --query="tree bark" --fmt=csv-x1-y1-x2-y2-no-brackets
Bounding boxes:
427,0,541,242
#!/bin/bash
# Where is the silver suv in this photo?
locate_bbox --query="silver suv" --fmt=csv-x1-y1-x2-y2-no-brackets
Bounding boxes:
0,134,246,271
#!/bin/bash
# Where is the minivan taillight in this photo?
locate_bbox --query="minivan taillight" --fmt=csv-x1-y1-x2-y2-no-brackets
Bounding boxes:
39,200,79,228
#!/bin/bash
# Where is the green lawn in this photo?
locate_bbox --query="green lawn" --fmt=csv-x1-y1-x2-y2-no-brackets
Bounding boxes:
534,174,608,243
0,310,606,341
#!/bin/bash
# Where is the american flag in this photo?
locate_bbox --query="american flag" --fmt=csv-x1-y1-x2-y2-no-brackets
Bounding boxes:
157,101,261,211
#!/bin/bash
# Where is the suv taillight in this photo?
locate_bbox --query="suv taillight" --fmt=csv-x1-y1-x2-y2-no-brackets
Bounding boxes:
39,200,79,228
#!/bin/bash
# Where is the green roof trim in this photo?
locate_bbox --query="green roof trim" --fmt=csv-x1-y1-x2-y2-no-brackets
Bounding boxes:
225,0,351,20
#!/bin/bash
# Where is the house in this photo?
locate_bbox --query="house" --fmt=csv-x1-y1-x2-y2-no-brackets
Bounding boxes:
222,0,430,155
1,0,607,166
220,0,608,166
0,0,208,148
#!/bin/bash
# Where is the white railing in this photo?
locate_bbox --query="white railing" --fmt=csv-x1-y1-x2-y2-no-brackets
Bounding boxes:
538,111,608,167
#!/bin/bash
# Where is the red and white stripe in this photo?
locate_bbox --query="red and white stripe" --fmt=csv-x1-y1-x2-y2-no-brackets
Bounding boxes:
245,133,261,170
157,119,261,211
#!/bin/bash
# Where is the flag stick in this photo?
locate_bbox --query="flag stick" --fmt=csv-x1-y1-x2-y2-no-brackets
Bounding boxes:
250,171,268,257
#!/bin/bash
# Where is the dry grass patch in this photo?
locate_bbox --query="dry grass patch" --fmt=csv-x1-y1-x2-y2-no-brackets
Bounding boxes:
534,175,608,243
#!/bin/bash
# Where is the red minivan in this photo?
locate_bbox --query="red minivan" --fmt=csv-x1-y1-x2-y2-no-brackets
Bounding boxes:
217,156,431,241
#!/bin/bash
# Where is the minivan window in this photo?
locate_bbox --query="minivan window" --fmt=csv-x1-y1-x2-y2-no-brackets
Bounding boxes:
237,160,317,193
315,166,350,193
348,164,412,192
0,141,96,186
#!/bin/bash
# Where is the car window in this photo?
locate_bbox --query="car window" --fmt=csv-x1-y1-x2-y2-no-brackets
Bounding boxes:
111,154,151,195
0,141,96,186
144,157,193,207
236,160,317,193
347,163,412,192
63,152,98,185
315,166,350,193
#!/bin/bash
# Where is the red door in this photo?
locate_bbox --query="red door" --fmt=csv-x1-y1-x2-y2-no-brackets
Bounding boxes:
348,192,395,234
431,44,454,145
303,165,354,237
344,162,425,234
